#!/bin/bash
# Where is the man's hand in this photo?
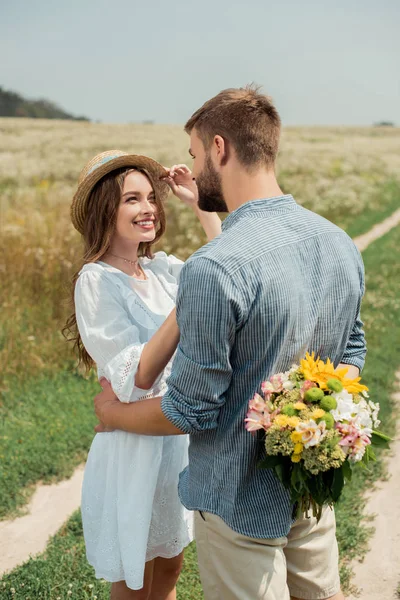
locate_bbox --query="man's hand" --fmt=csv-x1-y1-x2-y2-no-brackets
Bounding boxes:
94,378,120,432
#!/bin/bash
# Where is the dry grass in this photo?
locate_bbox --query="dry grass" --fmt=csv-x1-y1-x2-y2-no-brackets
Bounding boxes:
1,119,399,388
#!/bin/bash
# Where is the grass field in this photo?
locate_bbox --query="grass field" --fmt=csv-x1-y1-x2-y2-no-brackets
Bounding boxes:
1,119,400,598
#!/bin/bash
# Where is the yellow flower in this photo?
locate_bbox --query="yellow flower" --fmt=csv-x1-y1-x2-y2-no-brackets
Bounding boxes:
294,402,307,410
300,352,368,393
291,454,301,463
287,416,300,427
311,408,326,420
293,442,304,454
275,414,300,428
291,431,303,443
274,414,290,427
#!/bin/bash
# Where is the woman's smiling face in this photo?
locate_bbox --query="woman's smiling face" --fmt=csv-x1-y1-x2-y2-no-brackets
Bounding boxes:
113,170,158,245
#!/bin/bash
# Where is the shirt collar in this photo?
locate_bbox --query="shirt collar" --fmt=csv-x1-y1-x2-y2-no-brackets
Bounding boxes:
221,195,297,231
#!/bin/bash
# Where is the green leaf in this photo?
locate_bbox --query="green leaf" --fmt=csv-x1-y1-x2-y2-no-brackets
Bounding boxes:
342,459,353,482
258,455,282,469
371,430,391,449
365,445,377,462
331,468,345,502
372,429,392,442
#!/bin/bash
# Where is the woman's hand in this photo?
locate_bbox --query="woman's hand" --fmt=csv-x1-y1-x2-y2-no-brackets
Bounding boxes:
163,164,199,208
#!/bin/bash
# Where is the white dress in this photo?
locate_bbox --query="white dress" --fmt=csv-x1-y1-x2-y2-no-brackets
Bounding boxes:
74,252,193,591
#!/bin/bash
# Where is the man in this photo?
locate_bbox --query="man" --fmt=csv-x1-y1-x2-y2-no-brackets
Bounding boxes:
94,85,366,600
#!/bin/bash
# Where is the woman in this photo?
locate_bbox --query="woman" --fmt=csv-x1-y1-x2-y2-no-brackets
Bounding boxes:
64,150,221,600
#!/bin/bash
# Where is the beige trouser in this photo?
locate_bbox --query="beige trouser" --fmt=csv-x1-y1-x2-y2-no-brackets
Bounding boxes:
194,506,341,600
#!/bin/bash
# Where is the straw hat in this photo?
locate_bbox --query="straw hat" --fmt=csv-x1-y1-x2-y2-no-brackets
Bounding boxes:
71,149,170,234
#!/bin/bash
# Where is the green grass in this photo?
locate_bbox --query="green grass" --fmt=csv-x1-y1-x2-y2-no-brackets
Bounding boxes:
335,224,400,591
0,512,203,600
0,372,99,519
344,179,400,238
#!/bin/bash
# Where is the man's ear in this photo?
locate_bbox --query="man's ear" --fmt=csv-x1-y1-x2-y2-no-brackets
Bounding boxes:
213,135,229,167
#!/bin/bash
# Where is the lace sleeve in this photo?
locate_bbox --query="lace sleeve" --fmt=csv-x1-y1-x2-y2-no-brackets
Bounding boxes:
75,269,168,403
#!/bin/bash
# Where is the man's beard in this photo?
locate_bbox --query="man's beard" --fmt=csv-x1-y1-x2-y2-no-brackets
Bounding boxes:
196,154,228,213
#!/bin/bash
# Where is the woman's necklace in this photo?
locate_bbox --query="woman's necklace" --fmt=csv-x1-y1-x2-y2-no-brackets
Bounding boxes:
107,253,146,279
108,252,138,267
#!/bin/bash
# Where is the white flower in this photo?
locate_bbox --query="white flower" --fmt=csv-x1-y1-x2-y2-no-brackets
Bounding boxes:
331,390,357,422
368,401,381,428
283,380,295,391
296,419,327,448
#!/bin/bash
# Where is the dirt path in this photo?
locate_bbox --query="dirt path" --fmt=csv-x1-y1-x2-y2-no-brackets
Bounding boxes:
1,208,400,580
0,466,84,575
348,373,400,600
353,208,400,252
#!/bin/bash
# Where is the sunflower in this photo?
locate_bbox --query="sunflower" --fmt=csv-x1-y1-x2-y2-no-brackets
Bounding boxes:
299,352,368,394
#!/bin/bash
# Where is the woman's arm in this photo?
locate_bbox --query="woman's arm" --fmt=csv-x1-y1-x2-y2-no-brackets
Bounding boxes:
134,308,179,389
75,270,179,402
163,164,222,241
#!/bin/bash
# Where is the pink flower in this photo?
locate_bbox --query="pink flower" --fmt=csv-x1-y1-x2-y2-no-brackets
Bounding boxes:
300,380,316,399
337,421,371,462
245,409,273,432
261,381,275,399
270,374,284,392
248,393,266,414
262,374,286,399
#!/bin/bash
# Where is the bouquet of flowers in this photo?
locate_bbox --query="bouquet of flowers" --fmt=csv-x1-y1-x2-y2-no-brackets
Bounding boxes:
245,352,390,521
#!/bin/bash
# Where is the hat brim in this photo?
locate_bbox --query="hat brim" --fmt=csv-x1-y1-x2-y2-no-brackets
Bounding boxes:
71,155,170,234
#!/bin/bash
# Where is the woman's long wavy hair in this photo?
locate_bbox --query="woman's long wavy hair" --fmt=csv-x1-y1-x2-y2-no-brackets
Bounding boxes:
62,166,166,371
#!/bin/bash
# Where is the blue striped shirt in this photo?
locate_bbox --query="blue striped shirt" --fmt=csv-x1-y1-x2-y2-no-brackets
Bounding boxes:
161,195,366,538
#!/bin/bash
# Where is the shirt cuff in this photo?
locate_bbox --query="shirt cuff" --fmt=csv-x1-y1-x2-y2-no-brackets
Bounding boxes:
161,393,194,434
340,355,365,372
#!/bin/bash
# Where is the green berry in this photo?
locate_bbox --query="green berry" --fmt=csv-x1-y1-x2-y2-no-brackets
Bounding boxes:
318,413,335,429
320,396,338,412
304,388,325,403
282,404,296,416
327,378,343,393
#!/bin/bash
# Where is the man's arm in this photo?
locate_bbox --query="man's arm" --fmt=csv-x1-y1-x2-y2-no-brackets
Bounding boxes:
95,257,245,436
94,380,184,435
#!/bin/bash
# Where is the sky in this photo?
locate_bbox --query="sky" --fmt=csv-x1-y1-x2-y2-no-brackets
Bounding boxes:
0,0,399,126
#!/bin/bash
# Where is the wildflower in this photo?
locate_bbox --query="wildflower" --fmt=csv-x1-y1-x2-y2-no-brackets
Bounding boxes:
304,388,324,403
275,414,300,428
295,419,327,448
248,393,266,413
300,352,368,394
330,390,357,422
293,442,303,454
327,378,343,393
310,408,326,420
336,421,371,462
368,400,381,428
320,396,337,411
300,379,316,398
265,427,294,456
282,403,297,416
319,413,335,429
291,431,303,443
245,409,271,432
291,454,301,463
294,401,307,410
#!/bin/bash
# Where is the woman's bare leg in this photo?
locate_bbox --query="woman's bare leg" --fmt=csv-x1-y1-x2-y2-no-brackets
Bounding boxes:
149,552,184,600
110,559,155,600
